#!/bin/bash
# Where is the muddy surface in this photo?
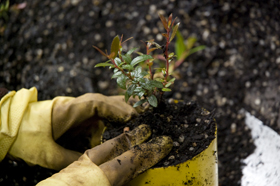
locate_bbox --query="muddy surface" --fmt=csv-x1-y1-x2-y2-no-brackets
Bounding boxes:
1,0,280,185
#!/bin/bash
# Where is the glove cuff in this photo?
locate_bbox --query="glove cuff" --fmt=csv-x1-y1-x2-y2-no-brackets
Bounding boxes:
0,87,37,161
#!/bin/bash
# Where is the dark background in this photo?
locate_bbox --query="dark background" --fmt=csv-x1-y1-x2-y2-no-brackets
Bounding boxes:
1,0,280,185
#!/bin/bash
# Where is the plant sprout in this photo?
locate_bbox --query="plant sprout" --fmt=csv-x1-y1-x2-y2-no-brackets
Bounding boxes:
93,14,179,107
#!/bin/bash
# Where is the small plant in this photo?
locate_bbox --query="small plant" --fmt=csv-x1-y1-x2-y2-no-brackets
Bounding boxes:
93,14,179,107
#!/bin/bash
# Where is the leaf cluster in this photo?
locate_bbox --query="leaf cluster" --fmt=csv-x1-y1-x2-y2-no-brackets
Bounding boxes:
93,15,179,107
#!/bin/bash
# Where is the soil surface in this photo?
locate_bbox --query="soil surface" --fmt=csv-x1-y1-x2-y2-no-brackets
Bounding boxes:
103,100,216,168
1,0,280,185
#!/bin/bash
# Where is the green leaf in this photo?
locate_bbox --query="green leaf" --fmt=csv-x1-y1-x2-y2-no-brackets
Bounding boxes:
147,95,158,107
168,78,176,82
175,31,186,59
117,74,127,89
125,84,137,102
168,52,175,59
114,57,122,66
137,90,145,98
142,83,154,91
136,51,144,56
112,71,122,79
95,63,114,68
133,99,147,107
114,68,119,73
111,35,120,58
150,80,164,88
125,92,129,102
131,55,153,67
155,78,165,82
140,71,149,78
165,82,172,87
122,65,134,71
170,23,180,42
138,78,146,83
140,78,155,91
122,54,132,64
134,86,143,92
188,45,206,56
134,66,142,77
162,88,171,92
151,41,162,49
5,1,9,9
186,37,197,50
127,84,137,95
127,47,138,55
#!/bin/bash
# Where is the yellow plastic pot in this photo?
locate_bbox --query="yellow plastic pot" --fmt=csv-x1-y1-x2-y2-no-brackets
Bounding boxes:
126,124,218,186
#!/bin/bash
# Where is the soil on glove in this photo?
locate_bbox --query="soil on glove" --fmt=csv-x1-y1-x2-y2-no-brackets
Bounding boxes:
102,99,216,167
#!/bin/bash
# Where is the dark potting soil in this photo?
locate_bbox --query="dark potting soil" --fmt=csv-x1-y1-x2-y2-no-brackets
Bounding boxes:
102,99,216,167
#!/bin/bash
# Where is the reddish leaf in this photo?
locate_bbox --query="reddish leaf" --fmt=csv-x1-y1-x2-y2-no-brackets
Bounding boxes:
122,37,133,44
170,23,180,42
108,52,116,59
111,35,120,58
162,33,169,38
147,48,157,54
171,17,178,28
159,14,168,30
93,45,108,57
168,14,173,28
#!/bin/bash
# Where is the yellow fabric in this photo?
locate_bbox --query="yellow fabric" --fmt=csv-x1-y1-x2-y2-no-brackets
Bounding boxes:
3,87,82,170
0,87,130,185
0,87,140,171
37,153,111,186
0,87,37,161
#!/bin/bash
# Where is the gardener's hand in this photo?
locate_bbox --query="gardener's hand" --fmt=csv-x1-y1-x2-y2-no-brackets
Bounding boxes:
1,87,147,170
37,124,173,186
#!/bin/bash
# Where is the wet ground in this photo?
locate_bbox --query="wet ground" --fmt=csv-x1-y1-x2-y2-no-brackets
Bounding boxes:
1,0,280,185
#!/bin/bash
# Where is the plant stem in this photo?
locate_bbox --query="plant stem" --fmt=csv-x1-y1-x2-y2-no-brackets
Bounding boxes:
146,45,154,80
164,29,171,84
110,58,134,81
149,66,153,80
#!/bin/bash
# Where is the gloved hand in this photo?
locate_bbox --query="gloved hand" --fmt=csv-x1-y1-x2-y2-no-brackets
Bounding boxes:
0,87,146,170
37,124,173,186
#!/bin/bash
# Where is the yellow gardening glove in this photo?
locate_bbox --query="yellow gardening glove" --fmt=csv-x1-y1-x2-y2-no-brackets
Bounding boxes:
37,124,173,186
0,87,144,170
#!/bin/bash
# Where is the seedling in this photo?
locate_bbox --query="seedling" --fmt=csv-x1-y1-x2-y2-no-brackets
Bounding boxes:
93,14,179,107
